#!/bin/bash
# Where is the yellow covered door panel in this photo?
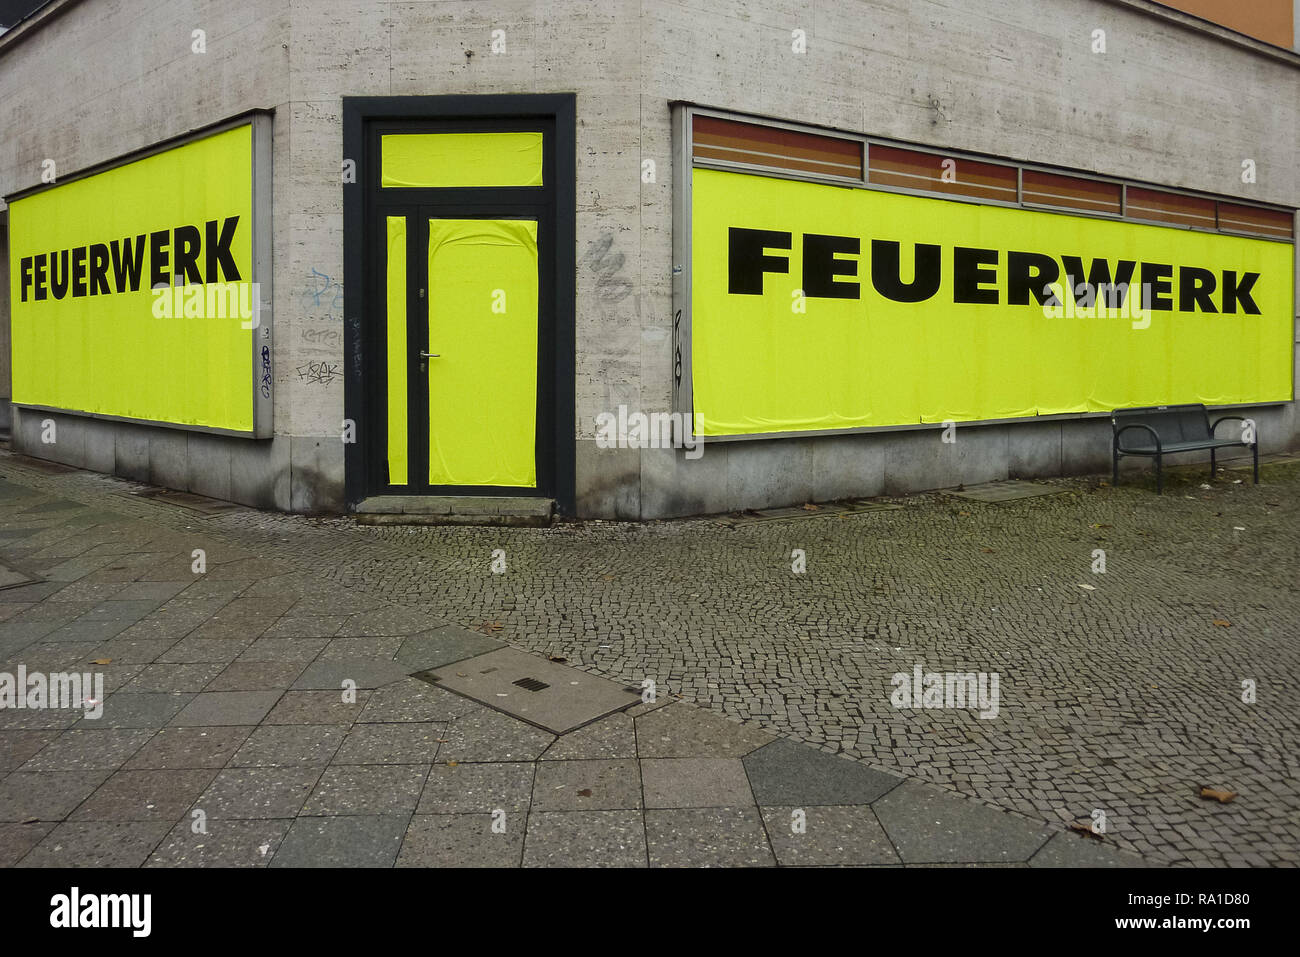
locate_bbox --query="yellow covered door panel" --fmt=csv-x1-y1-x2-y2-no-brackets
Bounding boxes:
426,219,539,487
386,216,409,486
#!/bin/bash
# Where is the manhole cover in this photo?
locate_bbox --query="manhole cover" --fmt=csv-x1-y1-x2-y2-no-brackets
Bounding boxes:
947,481,1063,503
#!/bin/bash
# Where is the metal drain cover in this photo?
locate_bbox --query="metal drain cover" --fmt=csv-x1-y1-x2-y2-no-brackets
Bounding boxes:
425,647,639,734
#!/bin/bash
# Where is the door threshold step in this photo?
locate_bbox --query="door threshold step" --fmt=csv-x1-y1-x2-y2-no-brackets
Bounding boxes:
355,495,554,527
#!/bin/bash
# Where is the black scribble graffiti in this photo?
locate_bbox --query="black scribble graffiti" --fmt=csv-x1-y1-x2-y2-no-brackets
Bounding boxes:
673,308,683,390
580,234,633,303
296,361,341,386
260,345,272,399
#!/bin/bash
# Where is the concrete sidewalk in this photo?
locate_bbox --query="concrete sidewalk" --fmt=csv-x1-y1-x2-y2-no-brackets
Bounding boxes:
0,454,1149,867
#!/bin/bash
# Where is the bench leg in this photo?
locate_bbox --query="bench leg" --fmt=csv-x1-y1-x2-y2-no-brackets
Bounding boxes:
1210,447,1215,480
1112,446,1119,487
1253,443,1259,484
1155,454,1163,495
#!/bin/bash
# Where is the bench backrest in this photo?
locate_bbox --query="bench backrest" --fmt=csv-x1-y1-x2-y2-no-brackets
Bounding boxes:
1112,404,1212,444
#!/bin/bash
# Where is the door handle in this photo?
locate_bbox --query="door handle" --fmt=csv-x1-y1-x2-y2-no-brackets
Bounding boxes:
419,351,440,358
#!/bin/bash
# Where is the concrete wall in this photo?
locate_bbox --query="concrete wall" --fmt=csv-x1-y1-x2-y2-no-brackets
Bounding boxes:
1,0,1296,518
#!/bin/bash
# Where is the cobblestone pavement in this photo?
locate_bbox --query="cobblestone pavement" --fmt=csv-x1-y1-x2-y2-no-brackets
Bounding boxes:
0,451,1296,866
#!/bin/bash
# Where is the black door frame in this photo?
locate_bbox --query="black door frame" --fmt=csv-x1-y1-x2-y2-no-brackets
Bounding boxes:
343,94,576,516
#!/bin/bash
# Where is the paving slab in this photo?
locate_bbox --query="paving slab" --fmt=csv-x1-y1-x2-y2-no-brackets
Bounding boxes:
123,727,254,770
0,822,55,867
69,768,218,822
744,738,904,806
396,626,505,670
636,703,774,758
146,818,290,867
193,767,323,820
1028,831,1152,867
332,722,448,765
303,765,430,816
17,821,172,867
541,712,638,761
641,757,755,809
531,759,642,811
946,480,1064,503
760,805,902,866
396,813,523,867
270,814,410,868
436,707,554,763
263,690,370,726
18,728,154,772
872,780,1054,864
170,690,282,727
417,762,534,814
522,810,646,867
425,646,639,734
356,678,481,724
228,725,346,767
292,657,411,691
645,807,776,867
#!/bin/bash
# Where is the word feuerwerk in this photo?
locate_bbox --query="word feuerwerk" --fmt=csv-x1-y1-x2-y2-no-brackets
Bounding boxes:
727,227,1262,315
18,217,243,302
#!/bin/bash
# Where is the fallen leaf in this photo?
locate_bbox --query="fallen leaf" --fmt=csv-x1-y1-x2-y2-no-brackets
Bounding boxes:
801,503,821,511
91,658,112,665
1090,523,1113,529
548,656,567,663
1199,786,1237,804
446,761,459,767
1211,619,1231,628
577,788,593,797
1078,583,1096,590
1067,821,1105,841
981,547,995,554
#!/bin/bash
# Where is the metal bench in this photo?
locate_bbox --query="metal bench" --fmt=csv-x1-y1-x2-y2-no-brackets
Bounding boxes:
1111,404,1258,494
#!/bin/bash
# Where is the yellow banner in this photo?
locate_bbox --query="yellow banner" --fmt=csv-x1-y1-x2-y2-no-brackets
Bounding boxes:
691,168,1294,435
9,125,255,431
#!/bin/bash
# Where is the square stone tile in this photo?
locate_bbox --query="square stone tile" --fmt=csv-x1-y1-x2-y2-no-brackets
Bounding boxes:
0,729,63,773
124,727,254,770
357,679,480,724
264,690,370,726
333,723,448,765
112,581,190,602
744,739,903,806
292,657,411,691
88,637,178,664
417,762,534,814
1029,831,1151,867
319,637,404,660
523,810,646,867
304,765,430,816
171,691,283,727
542,712,637,761
270,815,409,868
76,692,193,729
437,708,555,763
635,704,773,758
531,759,642,811
157,637,253,664
70,768,217,821
394,626,505,671
872,780,1054,864
18,821,172,867
760,805,902,866
146,818,291,867
259,616,346,638
19,728,154,771
194,767,324,820
121,662,225,692
646,807,776,867
237,637,330,662
641,758,755,809
397,813,523,867
205,660,309,692
0,822,55,866
229,725,346,767
43,619,133,643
